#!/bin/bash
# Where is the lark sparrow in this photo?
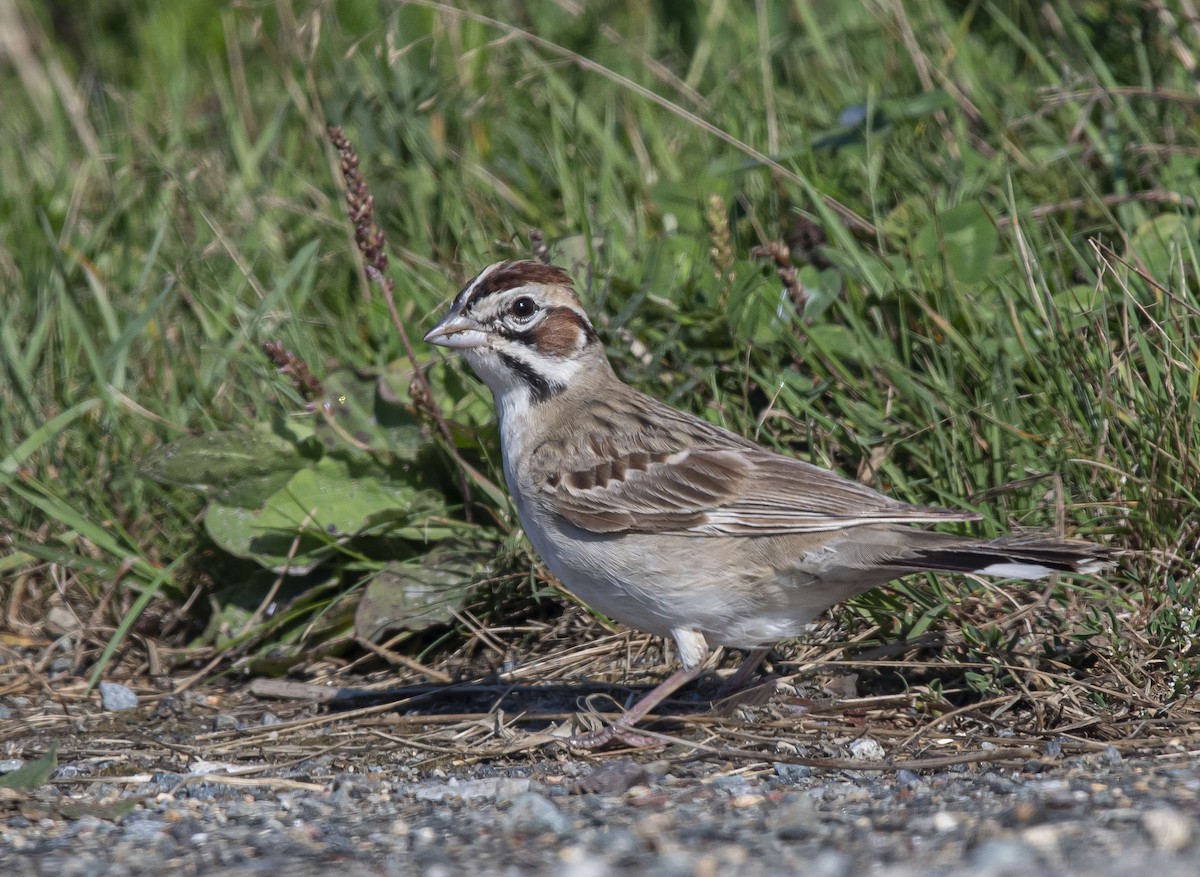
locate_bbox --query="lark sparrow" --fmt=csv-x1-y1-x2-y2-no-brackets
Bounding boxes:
425,260,1113,748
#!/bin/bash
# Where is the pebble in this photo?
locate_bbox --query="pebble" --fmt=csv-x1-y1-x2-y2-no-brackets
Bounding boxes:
932,811,962,833
847,737,885,761
3,700,1199,877
557,845,612,877
773,762,812,783
807,850,852,877
413,777,532,803
769,794,819,840
97,682,138,712
0,759,24,774
970,838,1042,875
1142,807,1193,853
505,792,573,836
711,774,752,794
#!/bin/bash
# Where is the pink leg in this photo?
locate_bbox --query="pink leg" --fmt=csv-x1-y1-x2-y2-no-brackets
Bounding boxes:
569,662,709,750
717,647,772,696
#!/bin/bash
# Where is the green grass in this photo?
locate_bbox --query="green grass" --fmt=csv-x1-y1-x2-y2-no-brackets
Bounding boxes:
2,0,1198,717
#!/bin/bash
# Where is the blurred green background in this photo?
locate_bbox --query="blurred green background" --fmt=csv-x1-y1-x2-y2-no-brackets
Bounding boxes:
2,0,1197,713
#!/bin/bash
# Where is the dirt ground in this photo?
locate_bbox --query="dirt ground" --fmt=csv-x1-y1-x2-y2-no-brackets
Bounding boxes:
4,625,1200,875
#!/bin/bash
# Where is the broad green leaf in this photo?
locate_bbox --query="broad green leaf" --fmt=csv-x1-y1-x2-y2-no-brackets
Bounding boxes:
203,458,439,571
269,458,420,536
1128,214,1198,285
316,366,428,460
882,197,929,243
0,743,57,790
803,323,865,365
204,502,327,573
354,546,494,640
797,266,843,320
141,431,304,508
914,203,998,286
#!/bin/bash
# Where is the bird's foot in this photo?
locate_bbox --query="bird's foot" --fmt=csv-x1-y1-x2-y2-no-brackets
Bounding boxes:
568,721,662,750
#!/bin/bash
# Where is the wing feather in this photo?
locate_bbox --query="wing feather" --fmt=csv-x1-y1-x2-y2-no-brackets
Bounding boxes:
529,393,978,536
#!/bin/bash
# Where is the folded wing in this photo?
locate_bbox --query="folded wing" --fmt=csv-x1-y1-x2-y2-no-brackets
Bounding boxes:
535,432,978,536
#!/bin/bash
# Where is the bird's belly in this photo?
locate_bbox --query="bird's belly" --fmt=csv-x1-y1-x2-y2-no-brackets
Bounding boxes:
516,503,830,648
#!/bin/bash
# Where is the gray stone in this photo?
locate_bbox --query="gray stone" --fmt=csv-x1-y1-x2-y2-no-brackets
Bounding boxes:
848,737,885,761
505,791,572,836
1143,807,1193,853
970,838,1042,876
98,682,138,712
413,777,532,803
770,794,820,841
807,850,852,877
773,762,812,783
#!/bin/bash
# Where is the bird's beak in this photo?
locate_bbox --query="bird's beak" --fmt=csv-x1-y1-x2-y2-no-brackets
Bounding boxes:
424,311,489,350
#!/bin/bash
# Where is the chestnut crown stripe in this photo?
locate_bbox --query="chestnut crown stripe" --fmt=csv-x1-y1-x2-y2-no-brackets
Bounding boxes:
463,261,574,310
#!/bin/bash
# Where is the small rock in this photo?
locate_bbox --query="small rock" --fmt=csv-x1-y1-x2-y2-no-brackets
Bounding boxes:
594,826,641,857
848,737,885,761
151,695,182,719
0,705,12,720
572,760,649,795
712,774,752,794
1002,798,1045,827
98,682,138,712
971,838,1041,876
260,711,283,726
505,791,572,836
1143,807,1193,853
144,772,182,794
120,817,167,842
413,777,532,803
0,759,24,774
984,773,1019,795
495,777,534,801
773,762,812,783
1021,823,1069,857
770,794,819,840
806,850,852,877
556,844,612,877
932,811,962,833
211,714,238,730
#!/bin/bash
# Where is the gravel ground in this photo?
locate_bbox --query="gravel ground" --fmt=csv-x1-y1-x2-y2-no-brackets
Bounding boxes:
4,688,1200,876
4,635,1200,877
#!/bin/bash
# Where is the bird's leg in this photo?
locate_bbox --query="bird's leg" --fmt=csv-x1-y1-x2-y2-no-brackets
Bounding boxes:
569,630,717,750
717,646,773,696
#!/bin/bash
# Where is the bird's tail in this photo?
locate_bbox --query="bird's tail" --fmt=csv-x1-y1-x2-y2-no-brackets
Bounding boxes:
882,531,1116,580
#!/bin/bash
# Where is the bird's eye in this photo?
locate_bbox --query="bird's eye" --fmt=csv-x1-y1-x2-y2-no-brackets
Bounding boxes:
510,296,538,320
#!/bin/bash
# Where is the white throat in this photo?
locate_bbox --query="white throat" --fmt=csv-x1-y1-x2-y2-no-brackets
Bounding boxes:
463,345,584,489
